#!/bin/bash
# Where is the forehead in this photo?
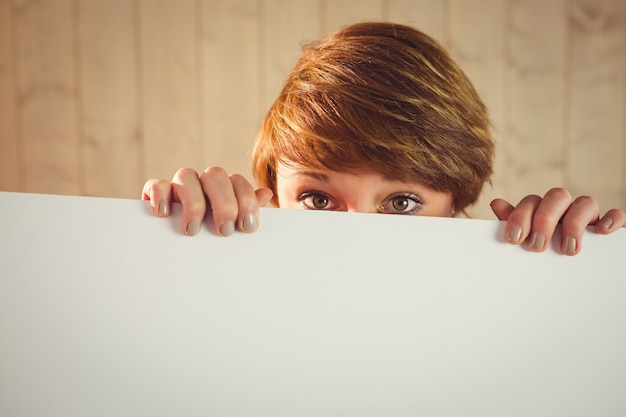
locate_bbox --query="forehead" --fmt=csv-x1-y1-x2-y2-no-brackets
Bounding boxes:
276,162,377,182
276,160,391,179
275,162,432,191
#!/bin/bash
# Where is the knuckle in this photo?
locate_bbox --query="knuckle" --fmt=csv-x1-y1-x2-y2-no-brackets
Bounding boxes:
142,178,157,191
173,167,199,182
532,212,554,229
547,187,571,201
202,166,228,178
144,178,171,197
519,194,542,205
200,167,231,187
606,208,626,220
229,173,246,183
156,181,173,195
573,195,597,208
229,173,254,192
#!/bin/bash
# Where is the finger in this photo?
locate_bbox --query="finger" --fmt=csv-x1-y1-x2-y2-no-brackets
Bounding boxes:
199,167,240,236
501,194,542,245
231,174,263,233
256,188,274,207
525,187,573,252
142,178,173,217
490,198,515,221
559,195,599,256
172,168,206,236
594,208,626,234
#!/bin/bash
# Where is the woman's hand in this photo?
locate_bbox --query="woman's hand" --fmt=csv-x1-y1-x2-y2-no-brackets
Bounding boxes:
490,188,626,255
142,167,274,236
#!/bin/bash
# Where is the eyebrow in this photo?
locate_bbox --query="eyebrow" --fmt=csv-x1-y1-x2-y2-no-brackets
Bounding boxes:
291,169,406,185
291,170,330,182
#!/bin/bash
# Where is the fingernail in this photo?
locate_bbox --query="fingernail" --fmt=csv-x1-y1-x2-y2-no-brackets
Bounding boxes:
186,219,201,236
243,213,258,233
562,236,577,254
598,217,613,229
507,225,522,243
220,221,235,236
157,199,169,216
530,232,546,251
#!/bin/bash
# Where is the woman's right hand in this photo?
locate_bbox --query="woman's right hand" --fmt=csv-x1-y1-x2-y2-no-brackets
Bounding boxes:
142,167,274,236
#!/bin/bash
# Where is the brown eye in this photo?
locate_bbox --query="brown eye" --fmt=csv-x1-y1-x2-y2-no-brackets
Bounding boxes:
298,192,338,211
312,195,329,209
380,193,423,215
391,196,410,212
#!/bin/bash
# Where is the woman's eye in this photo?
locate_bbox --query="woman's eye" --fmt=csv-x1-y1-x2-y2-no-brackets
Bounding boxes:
381,194,423,214
311,194,329,209
298,192,338,210
392,197,410,211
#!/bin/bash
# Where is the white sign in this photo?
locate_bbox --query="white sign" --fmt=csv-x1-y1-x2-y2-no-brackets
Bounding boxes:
1,191,625,416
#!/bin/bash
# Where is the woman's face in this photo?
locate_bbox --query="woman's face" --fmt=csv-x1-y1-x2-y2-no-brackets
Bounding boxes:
275,163,455,217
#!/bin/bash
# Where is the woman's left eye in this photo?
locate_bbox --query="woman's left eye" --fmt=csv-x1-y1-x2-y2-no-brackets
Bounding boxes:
380,194,423,215
298,192,339,211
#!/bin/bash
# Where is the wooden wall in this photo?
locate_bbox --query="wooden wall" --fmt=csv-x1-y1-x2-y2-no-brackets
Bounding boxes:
1,0,624,219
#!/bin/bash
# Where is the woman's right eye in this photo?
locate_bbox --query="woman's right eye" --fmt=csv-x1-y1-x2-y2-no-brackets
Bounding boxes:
298,192,339,210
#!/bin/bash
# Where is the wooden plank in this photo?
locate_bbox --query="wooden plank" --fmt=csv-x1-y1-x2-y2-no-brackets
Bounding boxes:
325,0,384,32
0,0,20,191
14,0,80,195
77,0,141,198
448,0,507,219
139,0,201,180
200,0,263,182
567,0,625,211
506,0,568,202
261,0,321,111
388,0,446,44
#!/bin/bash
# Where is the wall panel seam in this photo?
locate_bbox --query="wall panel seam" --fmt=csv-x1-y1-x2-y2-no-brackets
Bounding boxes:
195,0,204,172
11,0,24,190
442,0,452,50
563,0,572,191
71,0,85,195
320,0,328,35
623,0,626,209
133,0,145,188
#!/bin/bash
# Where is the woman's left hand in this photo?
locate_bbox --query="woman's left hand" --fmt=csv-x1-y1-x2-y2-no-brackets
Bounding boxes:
490,188,626,255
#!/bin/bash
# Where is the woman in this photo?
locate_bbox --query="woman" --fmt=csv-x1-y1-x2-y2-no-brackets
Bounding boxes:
142,21,625,255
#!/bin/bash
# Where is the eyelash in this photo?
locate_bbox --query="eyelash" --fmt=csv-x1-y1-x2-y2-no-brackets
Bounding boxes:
297,191,337,210
297,191,424,214
380,193,424,215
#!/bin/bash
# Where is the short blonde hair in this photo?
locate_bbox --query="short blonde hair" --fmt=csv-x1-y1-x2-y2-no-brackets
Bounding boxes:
253,21,494,213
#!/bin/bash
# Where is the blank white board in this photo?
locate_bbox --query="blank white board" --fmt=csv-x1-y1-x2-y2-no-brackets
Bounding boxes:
0,191,625,417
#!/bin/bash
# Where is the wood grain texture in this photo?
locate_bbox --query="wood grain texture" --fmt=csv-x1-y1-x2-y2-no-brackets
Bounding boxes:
567,0,625,211
261,0,321,111
388,0,446,44
15,0,80,194
0,0,20,191
0,0,624,215
78,0,141,198
506,0,568,202
325,0,384,31
139,0,201,180
200,0,263,182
